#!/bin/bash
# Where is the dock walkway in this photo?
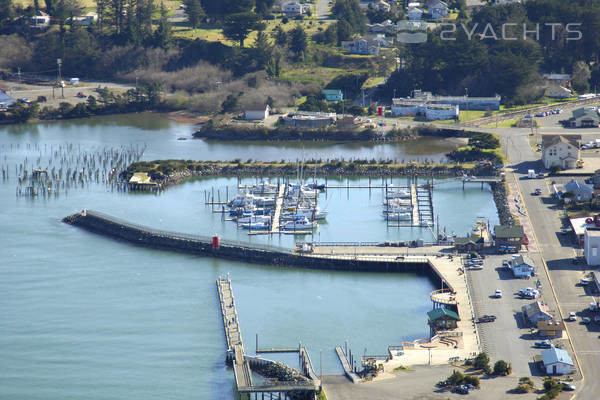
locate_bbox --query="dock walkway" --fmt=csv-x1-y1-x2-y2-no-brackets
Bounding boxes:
410,184,420,226
270,184,286,233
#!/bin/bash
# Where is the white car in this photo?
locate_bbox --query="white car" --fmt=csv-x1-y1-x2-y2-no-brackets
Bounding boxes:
569,312,576,321
495,289,502,298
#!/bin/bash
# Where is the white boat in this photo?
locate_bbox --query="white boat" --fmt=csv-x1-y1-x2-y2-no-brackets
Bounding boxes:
386,189,411,199
383,205,412,213
296,206,328,220
240,220,271,230
237,215,271,224
384,212,411,221
280,217,318,231
420,220,434,227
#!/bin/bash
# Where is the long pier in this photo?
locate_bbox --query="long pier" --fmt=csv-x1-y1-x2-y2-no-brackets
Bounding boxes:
270,184,286,234
216,277,319,397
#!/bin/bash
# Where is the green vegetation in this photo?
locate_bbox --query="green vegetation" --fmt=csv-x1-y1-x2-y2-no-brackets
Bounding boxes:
492,360,512,376
393,365,414,372
437,369,480,389
473,352,491,374
538,377,562,400
447,132,504,164
513,377,535,393
316,388,328,400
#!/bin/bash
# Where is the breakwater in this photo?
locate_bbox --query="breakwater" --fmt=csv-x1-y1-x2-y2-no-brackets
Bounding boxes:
62,210,440,280
121,160,495,191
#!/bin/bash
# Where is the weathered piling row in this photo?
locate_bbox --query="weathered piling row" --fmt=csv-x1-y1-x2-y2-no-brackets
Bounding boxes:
62,210,438,280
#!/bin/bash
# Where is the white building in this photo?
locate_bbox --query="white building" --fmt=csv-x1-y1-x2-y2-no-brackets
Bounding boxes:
541,135,581,170
244,105,270,120
564,179,594,202
509,254,535,278
541,348,574,375
282,1,309,17
391,99,424,116
585,227,600,266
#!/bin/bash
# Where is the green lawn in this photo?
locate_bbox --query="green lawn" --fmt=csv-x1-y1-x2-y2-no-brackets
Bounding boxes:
278,66,346,86
459,110,488,121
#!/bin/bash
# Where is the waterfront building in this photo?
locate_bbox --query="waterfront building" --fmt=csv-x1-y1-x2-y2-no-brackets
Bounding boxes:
493,224,525,251
244,105,270,121
584,227,600,266
453,235,484,252
541,135,581,169
412,90,501,111
541,348,574,375
522,301,553,326
282,111,336,128
424,104,458,120
427,307,460,332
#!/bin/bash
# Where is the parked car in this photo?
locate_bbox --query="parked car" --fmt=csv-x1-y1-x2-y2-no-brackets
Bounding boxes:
534,188,542,195
534,340,553,348
478,315,497,323
494,289,502,298
569,312,576,321
561,383,576,391
454,384,469,394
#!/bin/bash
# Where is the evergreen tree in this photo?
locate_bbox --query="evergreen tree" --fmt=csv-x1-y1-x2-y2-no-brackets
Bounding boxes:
184,0,204,28
0,0,14,31
289,25,307,59
254,29,272,69
153,2,172,48
255,0,274,16
272,25,287,46
222,12,263,47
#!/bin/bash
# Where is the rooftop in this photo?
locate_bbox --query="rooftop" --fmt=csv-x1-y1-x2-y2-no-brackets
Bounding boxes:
427,307,460,321
541,134,581,149
494,224,525,239
541,347,574,366
572,107,599,120
570,217,598,236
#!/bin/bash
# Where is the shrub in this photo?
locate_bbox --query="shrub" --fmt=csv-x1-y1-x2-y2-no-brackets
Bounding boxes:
473,352,490,373
493,360,511,376
447,370,465,386
463,374,480,388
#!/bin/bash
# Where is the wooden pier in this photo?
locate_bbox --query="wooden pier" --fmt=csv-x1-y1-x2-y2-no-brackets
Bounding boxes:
410,184,420,226
335,346,361,383
216,277,319,398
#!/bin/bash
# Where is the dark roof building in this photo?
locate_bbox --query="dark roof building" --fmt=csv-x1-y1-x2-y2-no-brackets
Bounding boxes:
494,225,525,251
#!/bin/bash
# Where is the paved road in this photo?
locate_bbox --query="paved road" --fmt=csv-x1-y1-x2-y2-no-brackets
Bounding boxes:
315,0,331,19
501,130,600,399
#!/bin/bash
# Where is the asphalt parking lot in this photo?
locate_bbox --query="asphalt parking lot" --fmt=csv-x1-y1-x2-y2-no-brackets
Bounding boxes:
465,254,570,376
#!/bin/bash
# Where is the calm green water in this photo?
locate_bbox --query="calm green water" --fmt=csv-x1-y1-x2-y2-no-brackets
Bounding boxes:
0,114,497,400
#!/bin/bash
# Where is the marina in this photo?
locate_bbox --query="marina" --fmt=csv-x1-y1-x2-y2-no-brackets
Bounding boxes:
0,116,500,400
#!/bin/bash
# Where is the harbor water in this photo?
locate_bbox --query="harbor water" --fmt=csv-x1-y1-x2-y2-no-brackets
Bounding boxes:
0,114,497,399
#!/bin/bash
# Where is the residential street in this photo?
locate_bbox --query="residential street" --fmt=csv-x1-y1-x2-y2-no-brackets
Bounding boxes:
501,129,600,400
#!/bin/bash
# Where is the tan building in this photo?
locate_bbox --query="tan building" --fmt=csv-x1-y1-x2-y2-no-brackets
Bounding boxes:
541,135,581,169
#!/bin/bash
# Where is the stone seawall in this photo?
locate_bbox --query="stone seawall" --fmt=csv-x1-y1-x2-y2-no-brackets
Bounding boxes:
62,211,440,281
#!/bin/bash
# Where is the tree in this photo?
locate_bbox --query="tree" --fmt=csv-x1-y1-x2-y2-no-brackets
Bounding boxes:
272,25,287,46
255,0,274,16
336,19,352,44
473,352,490,373
184,0,204,28
289,25,307,59
221,94,238,113
0,0,14,32
222,12,263,47
323,23,337,44
572,61,591,93
265,48,281,77
153,2,172,48
254,29,272,69
493,360,511,376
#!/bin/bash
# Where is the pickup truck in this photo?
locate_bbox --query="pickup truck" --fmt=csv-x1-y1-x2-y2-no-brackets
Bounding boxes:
478,315,497,323
534,340,553,348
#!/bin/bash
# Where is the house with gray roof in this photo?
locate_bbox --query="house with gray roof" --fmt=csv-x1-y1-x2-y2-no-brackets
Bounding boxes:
564,179,593,202
567,107,600,128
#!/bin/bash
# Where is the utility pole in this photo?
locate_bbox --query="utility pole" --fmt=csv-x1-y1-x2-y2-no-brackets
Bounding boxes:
17,67,21,83
57,58,64,99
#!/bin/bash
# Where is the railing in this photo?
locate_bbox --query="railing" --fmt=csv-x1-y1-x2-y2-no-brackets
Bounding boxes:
85,210,293,254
